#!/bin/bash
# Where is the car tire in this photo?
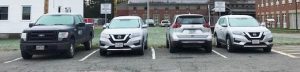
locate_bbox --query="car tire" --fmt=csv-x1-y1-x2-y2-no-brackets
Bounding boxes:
65,43,75,58
226,37,234,52
21,51,32,59
144,40,148,50
84,40,92,50
263,47,272,52
166,37,169,48
205,42,212,53
214,34,222,48
169,41,178,53
99,49,107,56
136,47,144,55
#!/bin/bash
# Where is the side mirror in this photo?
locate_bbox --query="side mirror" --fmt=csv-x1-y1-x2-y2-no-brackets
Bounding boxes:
77,23,85,27
103,23,110,29
29,23,35,27
142,24,148,28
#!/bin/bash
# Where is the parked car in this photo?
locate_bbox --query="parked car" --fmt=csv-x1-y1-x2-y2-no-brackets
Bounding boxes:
166,14,212,53
99,16,148,56
160,20,171,27
20,14,94,59
84,18,95,29
213,15,273,52
145,19,155,27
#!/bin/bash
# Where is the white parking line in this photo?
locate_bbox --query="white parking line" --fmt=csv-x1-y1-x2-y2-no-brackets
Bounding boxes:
272,50,298,58
3,57,22,64
212,50,228,58
79,49,99,61
151,47,156,59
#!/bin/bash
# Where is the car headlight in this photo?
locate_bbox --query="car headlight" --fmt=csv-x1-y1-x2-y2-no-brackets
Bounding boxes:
21,33,27,41
58,32,69,38
130,33,141,38
100,33,110,38
264,30,272,35
232,31,244,35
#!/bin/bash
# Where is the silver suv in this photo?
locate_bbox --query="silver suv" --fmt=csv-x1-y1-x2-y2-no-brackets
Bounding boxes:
214,15,273,52
166,14,212,53
99,16,148,56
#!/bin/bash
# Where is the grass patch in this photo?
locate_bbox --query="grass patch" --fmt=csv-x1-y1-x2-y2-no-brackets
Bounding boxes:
0,39,20,51
148,27,167,48
273,35,300,45
270,28,300,33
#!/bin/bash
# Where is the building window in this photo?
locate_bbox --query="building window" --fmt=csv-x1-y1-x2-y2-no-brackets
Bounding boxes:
22,6,31,20
0,7,8,20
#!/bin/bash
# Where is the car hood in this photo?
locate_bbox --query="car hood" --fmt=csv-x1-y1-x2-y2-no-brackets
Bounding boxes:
102,28,142,34
229,26,270,32
24,25,73,32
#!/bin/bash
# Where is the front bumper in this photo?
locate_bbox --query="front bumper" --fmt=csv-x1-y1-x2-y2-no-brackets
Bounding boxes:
20,42,71,55
231,34,273,48
99,37,143,51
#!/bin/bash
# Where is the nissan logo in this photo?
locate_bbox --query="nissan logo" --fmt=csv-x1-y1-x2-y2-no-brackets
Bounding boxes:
38,34,45,37
117,35,122,39
253,33,257,36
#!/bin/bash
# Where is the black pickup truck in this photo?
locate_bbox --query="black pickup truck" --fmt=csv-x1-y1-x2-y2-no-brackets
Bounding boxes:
20,14,94,59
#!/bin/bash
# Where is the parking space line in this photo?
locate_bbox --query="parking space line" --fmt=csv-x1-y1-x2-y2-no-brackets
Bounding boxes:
212,50,228,58
151,47,156,60
79,49,99,61
3,57,22,64
272,50,298,58
289,53,300,55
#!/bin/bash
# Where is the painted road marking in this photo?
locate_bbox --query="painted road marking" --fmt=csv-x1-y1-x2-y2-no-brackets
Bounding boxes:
3,57,22,64
79,49,99,61
212,50,228,58
151,47,156,60
272,50,298,58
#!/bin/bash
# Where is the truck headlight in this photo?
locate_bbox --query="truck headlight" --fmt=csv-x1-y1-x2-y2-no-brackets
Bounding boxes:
58,32,69,38
21,33,27,41
130,33,141,38
100,33,110,38
232,31,244,35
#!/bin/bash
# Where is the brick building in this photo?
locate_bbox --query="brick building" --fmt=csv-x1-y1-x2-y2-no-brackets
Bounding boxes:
115,0,209,24
256,0,300,29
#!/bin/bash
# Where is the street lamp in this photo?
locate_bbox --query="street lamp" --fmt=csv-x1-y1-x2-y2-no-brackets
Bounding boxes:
296,0,298,30
147,0,150,19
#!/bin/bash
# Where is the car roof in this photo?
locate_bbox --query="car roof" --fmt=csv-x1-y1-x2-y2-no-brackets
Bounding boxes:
114,16,141,20
223,15,253,18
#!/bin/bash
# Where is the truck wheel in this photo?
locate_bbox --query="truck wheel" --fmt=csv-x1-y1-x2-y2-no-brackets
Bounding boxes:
226,37,234,52
263,47,272,52
169,41,178,53
99,49,107,56
65,43,75,58
21,51,32,59
205,42,212,53
84,40,92,50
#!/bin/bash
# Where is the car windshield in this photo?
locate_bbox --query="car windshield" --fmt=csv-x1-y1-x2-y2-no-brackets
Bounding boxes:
108,19,140,29
177,16,205,24
228,17,260,27
36,15,74,25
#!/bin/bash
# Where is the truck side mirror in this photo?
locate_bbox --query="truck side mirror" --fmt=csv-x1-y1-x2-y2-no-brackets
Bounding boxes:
29,23,35,27
77,23,85,27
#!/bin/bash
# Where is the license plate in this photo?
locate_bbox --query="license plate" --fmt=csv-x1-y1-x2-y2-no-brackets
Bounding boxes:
183,29,201,34
252,40,260,44
115,43,124,47
36,45,45,50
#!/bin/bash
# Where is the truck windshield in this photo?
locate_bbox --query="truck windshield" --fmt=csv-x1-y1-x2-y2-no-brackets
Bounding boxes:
228,17,260,27
36,15,74,25
108,19,140,29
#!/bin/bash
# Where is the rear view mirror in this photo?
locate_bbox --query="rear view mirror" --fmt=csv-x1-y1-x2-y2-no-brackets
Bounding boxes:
29,23,35,27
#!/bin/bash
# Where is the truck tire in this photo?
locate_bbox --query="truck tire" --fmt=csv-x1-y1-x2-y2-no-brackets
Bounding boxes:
99,49,107,56
205,42,212,53
65,43,75,58
84,40,92,50
144,39,148,50
21,51,32,59
169,41,178,53
263,47,272,52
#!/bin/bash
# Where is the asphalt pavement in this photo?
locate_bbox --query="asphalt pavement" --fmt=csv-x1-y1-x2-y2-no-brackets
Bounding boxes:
1,46,300,72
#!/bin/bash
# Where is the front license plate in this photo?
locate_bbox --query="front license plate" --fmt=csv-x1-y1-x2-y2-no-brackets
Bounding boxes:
36,45,45,50
252,40,260,44
115,43,124,47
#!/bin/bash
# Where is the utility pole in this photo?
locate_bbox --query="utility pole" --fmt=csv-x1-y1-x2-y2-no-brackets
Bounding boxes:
296,0,298,30
147,0,150,19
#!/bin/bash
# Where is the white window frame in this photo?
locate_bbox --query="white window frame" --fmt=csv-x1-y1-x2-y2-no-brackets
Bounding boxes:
289,0,293,3
0,6,9,21
21,5,31,21
282,0,286,4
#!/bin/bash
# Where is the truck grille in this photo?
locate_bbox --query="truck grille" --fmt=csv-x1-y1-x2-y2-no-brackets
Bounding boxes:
27,31,58,41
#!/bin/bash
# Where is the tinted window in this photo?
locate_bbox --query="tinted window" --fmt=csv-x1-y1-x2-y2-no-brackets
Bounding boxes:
108,19,140,29
0,7,8,20
22,6,31,20
228,17,260,27
177,16,205,24
36,15,74,25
